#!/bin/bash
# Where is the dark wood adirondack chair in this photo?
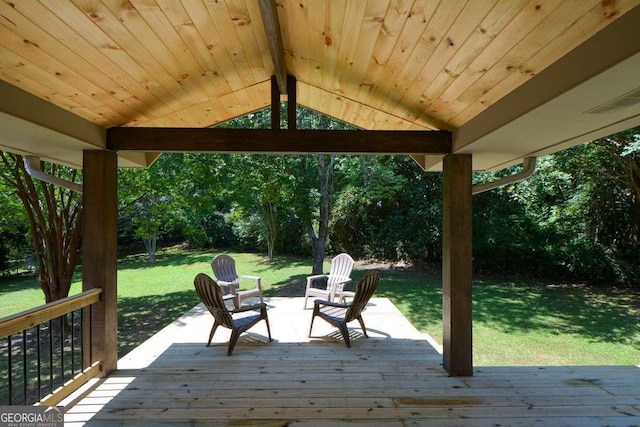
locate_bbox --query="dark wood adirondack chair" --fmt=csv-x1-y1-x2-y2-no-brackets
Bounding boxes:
194,273,272,355
308,269,380,348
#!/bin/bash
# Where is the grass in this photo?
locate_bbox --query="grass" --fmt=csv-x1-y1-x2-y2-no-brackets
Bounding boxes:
1,248,639,366
382,274,640,366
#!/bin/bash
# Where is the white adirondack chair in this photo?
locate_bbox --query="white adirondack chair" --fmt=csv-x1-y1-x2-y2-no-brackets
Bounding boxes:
303,253,354,309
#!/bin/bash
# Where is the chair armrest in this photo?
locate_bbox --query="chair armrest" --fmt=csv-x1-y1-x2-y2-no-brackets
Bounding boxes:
306,274,328,281
217,280,237,289
239,275,262,290
313,299,348,309
231,302,267,313
217,280,237,295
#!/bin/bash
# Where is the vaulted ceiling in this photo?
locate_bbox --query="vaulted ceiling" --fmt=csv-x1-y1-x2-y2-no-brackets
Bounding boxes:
1,0,639,170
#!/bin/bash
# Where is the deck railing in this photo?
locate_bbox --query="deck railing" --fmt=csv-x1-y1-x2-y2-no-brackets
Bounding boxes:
0,289,103,406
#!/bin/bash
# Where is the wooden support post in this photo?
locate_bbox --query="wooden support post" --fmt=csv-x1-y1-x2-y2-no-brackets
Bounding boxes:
271,74,297,130
82,150,118,376
442,153,473,376
287,75,296,130
271,75,280,130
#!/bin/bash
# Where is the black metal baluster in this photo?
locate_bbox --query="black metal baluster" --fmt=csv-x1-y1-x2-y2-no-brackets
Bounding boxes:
89,305,93,363
8,335,13,405
49,319,53,395
22,330,27,405
71,310,75,376
59,317,64,386
80,307,85,370
37,324,41,402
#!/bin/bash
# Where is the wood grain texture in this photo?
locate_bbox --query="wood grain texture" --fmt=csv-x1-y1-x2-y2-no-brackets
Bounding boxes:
82,150,118,376
0,0,637,148
442,153,473,377
259,0,287,93
64,297,640,425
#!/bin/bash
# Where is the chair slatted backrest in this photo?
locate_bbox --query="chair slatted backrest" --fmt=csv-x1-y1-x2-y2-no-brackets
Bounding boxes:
194,273,234,329
345,270,379,322
328,253,354,284
211,254,239,285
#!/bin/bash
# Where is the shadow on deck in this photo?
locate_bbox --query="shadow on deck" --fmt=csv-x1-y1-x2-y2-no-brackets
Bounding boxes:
64,298,640,426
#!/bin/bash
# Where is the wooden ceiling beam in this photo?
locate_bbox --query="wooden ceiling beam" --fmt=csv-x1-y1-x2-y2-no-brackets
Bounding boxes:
259,0,288,94
106,127,452,155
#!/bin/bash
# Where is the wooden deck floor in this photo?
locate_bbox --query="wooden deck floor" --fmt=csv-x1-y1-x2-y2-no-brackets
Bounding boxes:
64,297,640,426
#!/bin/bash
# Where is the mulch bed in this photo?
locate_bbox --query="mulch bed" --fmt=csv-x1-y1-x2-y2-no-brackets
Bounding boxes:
270,281,307,297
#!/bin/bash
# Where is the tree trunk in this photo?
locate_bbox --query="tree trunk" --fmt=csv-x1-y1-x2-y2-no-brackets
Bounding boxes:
143,236,157,263
303,115,336,274
260,202,277,262
309,154,336,274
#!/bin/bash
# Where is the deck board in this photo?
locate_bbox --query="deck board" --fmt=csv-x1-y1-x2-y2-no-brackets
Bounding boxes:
64,297,640,426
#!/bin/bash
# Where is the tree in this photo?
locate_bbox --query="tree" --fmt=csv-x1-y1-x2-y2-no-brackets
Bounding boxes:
131,193,166,263
118,161,182,262
0,152,82,303
309,153,336,273
296,111,350,274
199,153,293,262
601,128,640,246
470,126,640,283
236,155,293,261
547,127,640,281
209,109,304,261
196,107,358,271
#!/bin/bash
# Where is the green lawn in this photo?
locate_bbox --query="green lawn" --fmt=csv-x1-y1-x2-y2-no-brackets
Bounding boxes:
1,248,639,365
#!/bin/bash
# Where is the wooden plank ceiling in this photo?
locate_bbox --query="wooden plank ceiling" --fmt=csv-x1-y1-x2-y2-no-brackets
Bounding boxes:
0,0,638,169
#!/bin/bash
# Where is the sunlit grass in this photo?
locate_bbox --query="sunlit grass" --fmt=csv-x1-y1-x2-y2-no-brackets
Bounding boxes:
1,248,639,365
368,271,640,366
0,248,314,316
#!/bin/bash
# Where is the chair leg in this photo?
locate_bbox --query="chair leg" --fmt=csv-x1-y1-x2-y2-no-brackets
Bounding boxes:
308,305,319,337
228,329,241,356
303,277,314,309
207,322,220,347
327,285,335,302
262,309,273,342
338,323,351,348
356,315,368,338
